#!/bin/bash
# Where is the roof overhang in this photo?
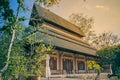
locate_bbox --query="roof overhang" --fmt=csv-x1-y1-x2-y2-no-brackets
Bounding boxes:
33,3,85,37
30,23,97,56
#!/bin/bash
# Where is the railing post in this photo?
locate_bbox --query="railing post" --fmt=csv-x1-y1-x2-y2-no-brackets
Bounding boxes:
110,64,112,74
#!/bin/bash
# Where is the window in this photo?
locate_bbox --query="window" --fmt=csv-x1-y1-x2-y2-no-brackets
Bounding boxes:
49,57,57,70
77,61,85,70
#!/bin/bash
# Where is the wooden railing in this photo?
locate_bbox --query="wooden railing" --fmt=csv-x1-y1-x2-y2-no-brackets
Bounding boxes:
51,69,111,75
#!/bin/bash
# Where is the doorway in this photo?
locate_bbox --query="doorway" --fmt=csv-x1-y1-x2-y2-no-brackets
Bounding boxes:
63,58,73,74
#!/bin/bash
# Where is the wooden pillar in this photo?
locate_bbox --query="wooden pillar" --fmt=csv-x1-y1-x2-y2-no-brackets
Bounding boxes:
60,52,64,70
57,52,59,70
73,54,77,71
57,51,63,71
85,56,87,72
75,54,78,71
85,56,88,73
59,54,62,70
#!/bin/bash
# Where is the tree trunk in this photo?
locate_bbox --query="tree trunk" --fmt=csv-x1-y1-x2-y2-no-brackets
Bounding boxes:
0,30,16,73
95,70,100,80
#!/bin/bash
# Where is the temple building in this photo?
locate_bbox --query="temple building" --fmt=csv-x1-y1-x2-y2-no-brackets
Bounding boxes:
29,3,111,77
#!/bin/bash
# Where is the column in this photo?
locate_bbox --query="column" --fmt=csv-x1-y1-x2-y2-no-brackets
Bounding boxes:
85,56,87,73
74,54,78,71
57,51,64,74
57,52,59,70
73,54,76,73
60,52,64,70
46,55,51,78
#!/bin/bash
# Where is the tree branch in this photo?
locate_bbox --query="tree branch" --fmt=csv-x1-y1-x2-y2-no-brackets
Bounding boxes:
0,1,20,73
0,30,15,73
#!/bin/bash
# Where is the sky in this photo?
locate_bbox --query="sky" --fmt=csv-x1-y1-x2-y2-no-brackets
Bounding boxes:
48,0,120,36
9,0,34,26
9,0,120,36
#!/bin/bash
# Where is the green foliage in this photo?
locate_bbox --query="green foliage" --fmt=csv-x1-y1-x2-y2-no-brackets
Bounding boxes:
3,54,27,79
0,32,11,70
97,44,120,75
87,60,102,80
0,0,14,21
1,25,53,79
0,0,27,33
0,0,60,79
1,28,27,79
25,25,53,76
26,42,53,76
87,60,101,71
97,46,116,65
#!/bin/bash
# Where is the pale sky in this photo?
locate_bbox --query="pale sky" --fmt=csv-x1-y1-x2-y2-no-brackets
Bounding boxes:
49,0,120,36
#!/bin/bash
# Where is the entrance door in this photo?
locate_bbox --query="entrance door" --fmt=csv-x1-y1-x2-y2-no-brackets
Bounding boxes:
63,59,73,74
49,57,57,70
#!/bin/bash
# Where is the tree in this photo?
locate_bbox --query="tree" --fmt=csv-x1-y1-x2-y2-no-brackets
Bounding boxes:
0,0,31,74
0,0,60,78
87,60,101,80
92,31,120,50
97,44,120,76
97,46,116,65
69,13,95,43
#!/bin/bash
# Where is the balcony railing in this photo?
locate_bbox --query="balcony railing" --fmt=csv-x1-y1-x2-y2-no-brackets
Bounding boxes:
51,69,111,75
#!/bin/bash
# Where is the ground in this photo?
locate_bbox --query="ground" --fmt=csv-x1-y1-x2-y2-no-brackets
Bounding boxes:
41,77,119,80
